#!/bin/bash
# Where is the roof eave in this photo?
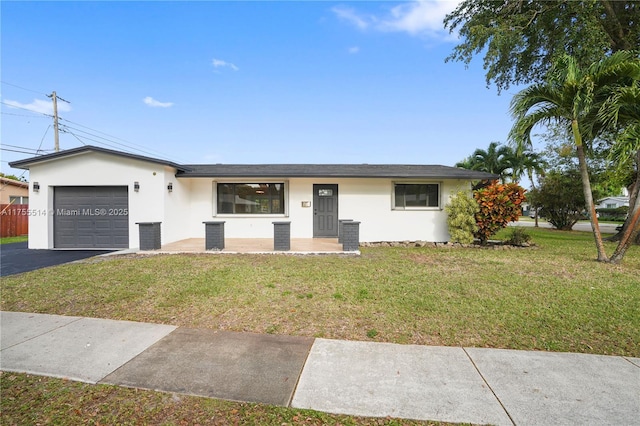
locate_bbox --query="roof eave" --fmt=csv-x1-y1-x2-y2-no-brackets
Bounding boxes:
176,172,499,180
9,145,189,172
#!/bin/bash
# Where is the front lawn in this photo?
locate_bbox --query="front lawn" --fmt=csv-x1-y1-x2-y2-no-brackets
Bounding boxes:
2,228,638,356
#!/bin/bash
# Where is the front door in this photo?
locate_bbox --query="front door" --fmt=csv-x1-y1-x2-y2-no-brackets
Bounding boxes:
313,184,338,237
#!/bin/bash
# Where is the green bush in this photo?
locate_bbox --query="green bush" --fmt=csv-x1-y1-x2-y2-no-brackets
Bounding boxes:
596,206,628,221
505,226,532,246
445,190,479,244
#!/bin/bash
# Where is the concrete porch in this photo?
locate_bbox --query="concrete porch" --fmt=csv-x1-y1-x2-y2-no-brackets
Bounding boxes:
157,238,354,254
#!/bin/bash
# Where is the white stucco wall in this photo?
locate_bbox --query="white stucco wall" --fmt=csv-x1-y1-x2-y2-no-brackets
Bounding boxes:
162,166,192,244
183,177,472,242
25,151,175,249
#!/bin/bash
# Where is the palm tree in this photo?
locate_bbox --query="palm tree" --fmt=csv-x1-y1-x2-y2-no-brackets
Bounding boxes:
457,142,516,183
507,149,546,186
509,150,547,226
510,51,640,262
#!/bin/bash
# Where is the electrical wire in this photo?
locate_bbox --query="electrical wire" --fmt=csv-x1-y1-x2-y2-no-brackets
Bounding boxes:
1,81,47,96
1,112,49,119
2,144,42,151
62,128,142,153
1,147,43,155
58,118,181,162
66,130,87,146
60,124,162,156
36,125,51,154
0,101,53,117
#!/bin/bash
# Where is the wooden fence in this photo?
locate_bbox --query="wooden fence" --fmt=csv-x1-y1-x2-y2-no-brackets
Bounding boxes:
1,204,29,237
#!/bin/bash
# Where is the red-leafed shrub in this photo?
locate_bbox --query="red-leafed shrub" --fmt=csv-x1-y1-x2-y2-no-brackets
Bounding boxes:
474,181,526,244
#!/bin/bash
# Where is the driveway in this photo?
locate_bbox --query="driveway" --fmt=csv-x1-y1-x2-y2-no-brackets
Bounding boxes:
0,242,114,277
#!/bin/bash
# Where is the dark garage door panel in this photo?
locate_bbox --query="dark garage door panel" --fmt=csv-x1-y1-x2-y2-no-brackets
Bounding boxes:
54,186,129,249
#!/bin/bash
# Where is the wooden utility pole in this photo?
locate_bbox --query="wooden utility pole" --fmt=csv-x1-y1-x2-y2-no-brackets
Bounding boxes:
50,91,59,152
47,91,69,152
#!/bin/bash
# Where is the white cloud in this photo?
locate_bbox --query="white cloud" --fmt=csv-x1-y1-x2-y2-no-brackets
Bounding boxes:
380,0,459,37
212,58,239,72
3,98,71,115
143,97,174,108
332,5,375,30
333,0,460,39
348,46,360,54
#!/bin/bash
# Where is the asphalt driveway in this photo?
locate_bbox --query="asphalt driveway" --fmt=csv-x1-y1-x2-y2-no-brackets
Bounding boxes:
0,242,114,277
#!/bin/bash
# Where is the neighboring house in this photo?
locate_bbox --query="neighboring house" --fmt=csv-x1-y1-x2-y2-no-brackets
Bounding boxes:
596,196,630,209
0,177,29,205
9,146,496,250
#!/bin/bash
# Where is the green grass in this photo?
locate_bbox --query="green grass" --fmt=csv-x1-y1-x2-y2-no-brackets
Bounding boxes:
2,228,638,356
0,235,27,244
1,227,638,425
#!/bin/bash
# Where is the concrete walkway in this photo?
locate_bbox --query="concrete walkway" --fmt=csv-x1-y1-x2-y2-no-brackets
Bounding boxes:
1,311,638,425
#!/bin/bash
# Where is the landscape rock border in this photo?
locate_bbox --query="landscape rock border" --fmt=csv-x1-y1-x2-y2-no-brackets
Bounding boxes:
360,240,536,250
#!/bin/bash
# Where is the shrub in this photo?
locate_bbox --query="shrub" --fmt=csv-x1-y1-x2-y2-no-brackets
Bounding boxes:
535,170,589,230
474,181,526,244
505,226,531,246
445,190,479,244
596,206,629,221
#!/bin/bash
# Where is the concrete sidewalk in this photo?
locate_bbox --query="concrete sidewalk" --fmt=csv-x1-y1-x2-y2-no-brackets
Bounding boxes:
1,311,638,425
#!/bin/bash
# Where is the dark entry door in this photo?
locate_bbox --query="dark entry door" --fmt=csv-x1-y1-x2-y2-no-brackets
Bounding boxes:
313,184,338,237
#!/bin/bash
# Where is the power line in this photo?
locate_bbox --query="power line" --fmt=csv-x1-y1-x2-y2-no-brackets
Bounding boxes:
62,128,141,153
67,131,87,147
58,117,181,162
2,143,42,151
1,147,43,155
1,112,49,119
0,81,48,96
0,143,54,154
0,101,52,117
36,125,52,154
60,124,164,157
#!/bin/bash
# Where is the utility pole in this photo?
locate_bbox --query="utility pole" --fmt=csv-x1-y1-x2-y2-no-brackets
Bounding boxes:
47,91,70,152
50,91,59,152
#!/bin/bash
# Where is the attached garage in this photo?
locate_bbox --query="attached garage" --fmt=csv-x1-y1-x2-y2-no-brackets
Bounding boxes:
54,186,129,249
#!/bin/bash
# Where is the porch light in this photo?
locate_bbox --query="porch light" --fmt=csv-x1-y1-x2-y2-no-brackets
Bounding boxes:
33,182,40,192
167,182,173,193
134,181,140,192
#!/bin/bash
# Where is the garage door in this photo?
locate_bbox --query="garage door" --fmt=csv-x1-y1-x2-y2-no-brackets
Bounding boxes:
54,186,129,249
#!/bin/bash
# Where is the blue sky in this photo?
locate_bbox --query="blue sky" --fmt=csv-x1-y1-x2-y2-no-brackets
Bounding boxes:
1,1,523,179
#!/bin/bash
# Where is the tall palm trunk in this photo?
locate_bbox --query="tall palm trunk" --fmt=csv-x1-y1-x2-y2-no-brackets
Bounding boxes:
527,169,540,227
610,149,640,263
573,120,609,262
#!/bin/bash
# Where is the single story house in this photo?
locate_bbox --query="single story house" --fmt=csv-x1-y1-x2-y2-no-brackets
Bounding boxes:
596,196,630,210
10,146,496,250
0,176,29,205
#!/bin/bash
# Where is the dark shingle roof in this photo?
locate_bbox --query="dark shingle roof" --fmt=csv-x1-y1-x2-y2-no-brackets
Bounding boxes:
9,145,188,171
9,146,498,180
177,164,497,180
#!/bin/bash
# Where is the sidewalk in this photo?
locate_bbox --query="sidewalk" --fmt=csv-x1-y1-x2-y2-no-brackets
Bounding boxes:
1,311,638,425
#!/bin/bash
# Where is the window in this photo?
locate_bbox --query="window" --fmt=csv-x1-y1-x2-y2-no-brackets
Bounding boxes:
217,183,285,214
393,183,439,209
9,196,28,204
